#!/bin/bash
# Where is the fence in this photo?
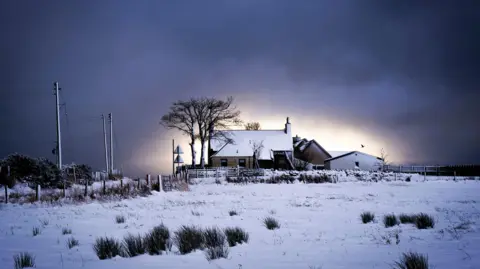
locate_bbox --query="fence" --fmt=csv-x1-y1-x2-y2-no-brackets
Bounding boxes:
187,167,265,179
1,171,183,204
382,164,480,177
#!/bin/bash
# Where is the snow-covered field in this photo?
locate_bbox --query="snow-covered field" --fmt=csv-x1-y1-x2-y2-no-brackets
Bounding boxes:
1,177,479,269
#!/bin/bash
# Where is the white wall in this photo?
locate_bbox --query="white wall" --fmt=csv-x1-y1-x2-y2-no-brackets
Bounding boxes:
326,151,383,171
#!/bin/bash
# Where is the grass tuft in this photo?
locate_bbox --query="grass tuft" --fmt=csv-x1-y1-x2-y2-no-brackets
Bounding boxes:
263,216,280,230
384,214,399,228
13,252,36,269
123,233,146,257
62,227,72,235
93,236,125,260
392,251,429,269
415,213,435,229
173,225,205,254
229,210,238,216
115,215,126,224
203,227,226,249
144,224,170,255
39,218,49,226
32,226,41,236
399,214,417,224
205,245,229,261
224,227,249,247
66,237,79,249
360,211,375,223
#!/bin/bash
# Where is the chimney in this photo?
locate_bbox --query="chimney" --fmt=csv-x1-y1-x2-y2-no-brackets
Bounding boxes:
284,117,291,134
293,134,300,143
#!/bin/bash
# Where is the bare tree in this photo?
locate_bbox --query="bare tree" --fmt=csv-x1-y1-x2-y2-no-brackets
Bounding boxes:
160,100,197,168
251,140,264,169
380,148,389,171
193,97,242,168
245,122,261,130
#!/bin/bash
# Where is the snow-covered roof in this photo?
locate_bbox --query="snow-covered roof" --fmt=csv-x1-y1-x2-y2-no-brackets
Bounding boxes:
211,130,293,160
327,151,354,158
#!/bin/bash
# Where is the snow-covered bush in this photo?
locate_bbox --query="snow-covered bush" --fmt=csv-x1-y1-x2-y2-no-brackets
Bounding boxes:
144,224,170,255
224,227,249,247
263,217,280,230
173,225,205,254
123,233,146,257
415,213,435,229
93,236,125,260
360,212,375,224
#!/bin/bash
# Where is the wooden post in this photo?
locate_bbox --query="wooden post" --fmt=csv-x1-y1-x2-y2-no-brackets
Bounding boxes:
4,185,7,204
35,184,41,201
103,180,106,195
146,174,151,188
120,179,123,188
62,182,66,197
84,179,88,197
424,166,426,181
454,171,456,181
158,175,163,192
137,178,141,189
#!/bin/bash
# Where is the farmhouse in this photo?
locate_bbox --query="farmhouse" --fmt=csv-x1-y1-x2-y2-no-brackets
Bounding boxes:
324,151,384,171
209,117,294,170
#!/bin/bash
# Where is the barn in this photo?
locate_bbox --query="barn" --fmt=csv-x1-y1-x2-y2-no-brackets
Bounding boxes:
324,151,384,171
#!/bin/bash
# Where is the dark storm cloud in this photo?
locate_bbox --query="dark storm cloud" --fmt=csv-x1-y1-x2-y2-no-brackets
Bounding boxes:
1,0,479,175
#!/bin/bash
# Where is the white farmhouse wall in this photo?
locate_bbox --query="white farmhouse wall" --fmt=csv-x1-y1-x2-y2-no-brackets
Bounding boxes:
327,152,383,171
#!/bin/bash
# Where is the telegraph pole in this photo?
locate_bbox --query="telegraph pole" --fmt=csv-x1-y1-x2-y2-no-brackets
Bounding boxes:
53,82,62,169
109,113,113,175
102,114,109,174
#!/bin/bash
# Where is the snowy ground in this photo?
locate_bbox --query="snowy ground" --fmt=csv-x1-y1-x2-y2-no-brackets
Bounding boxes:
1,177,479,269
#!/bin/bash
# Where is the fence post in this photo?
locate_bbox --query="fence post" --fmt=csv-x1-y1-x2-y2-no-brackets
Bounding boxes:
35,184,41,201
137,178,141,189
84,179,88,197
62,182,66,198
120,179,123,188
424,166,426,181
158,175,163,192
146,174,151,188
4,185,7,204
103,180,106,195
454,171,456,181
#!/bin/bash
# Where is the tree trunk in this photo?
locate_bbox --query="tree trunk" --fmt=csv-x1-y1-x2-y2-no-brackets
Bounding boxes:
190,142,196,168
199,139,206,168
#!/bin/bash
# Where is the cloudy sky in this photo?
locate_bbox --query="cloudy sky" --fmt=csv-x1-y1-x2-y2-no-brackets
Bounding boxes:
1,0,479,176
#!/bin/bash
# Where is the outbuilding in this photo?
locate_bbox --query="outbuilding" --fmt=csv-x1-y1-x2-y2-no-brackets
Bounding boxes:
324,151,383,171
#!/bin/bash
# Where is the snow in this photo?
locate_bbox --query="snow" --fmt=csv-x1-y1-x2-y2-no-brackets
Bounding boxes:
327,151,353,159
1,176,480,269
211,130,292,160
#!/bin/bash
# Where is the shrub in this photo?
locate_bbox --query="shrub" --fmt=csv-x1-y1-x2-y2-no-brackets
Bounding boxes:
384,214,399,228
392,251,429,269
32,226,41,236
62,227,72,235
399,214,417,224
361,211,375,223
123,233,146,257
66,237,79,249
203,227,226,249
115,215,126,224
13,252,35,269
415,213,435,229
224,227,249,247
93,236,125,260
205,245,229,261
144,224,170,255
263,217,280,230
229,210,238,216
173,225,205,254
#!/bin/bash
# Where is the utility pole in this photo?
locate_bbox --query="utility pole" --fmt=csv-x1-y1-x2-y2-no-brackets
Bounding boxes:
53,82,62,169
109,113,113,175
102,114,109,174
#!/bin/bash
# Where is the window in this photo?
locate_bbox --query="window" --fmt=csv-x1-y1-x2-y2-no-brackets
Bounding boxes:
238,159,246,167
220,159,228,167
355,161,359,167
